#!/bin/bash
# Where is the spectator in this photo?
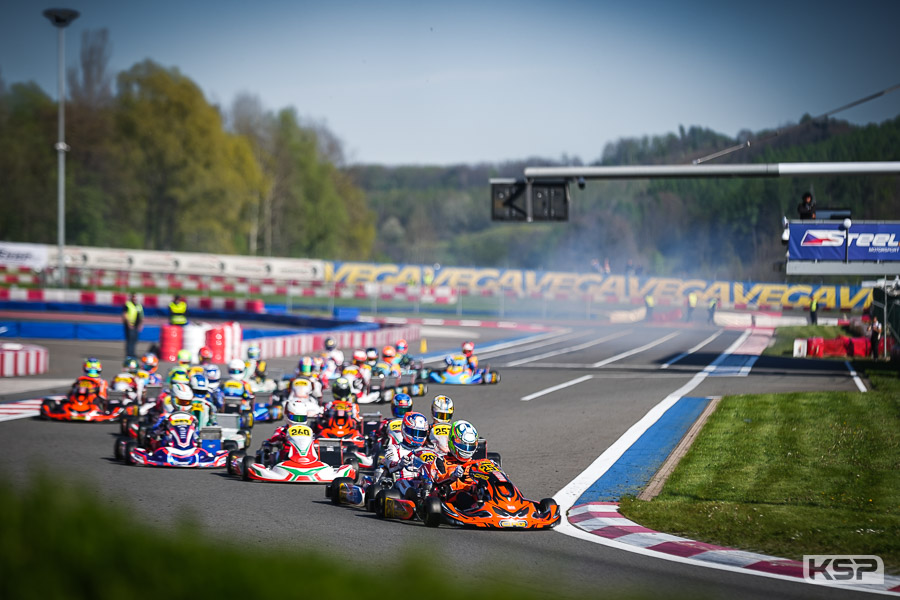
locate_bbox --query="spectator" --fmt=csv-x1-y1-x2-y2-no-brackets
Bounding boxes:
168,294,188,326
707,298,718,324
809,296,818,325
122,293,144,358
603,258,611,275
644,294,655,321
797,192,816,219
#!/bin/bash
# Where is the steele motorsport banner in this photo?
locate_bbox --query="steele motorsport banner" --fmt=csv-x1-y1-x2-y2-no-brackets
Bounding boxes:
325,262,873,310
789,222,900,261
0,242,48,270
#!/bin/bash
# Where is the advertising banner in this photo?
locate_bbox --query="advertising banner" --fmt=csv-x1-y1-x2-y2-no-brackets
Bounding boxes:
0,242,49,270
789,222,900,261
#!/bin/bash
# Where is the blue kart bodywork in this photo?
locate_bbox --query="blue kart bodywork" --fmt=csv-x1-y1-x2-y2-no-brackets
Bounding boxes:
427,355,500,385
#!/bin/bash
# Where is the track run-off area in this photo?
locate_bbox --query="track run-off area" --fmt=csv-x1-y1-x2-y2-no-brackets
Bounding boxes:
0,321,872,599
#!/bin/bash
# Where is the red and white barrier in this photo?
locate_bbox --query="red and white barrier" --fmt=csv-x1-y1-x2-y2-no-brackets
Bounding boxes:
0,343,48,377
0,288,264,313
242,325,421,361
205,322,242,363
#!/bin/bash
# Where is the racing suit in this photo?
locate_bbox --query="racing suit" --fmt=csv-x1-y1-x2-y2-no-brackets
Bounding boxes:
78,376,109,400
381,438,428,498
421,455,481,509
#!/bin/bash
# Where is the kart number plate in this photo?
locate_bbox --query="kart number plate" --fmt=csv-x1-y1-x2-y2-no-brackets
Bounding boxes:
432,424,450,436
288,425,313,437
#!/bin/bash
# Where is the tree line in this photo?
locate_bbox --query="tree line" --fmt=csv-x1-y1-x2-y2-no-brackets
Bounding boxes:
1,29,898,281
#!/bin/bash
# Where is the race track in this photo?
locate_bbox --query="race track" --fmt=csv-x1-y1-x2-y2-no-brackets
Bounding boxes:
0,322,871,599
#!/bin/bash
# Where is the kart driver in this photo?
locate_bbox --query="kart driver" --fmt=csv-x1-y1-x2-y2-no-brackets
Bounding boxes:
427,395,454,454
373,393,413,450
198,346,214,366
227,358,255,398
419,420,480,504
261,398,311,463
322,337,345,368
80,357,109,400
148,382,195,444
140,352,163,385
381,411,430,497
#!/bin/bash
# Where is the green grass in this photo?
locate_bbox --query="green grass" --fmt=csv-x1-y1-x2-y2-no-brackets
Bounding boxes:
619,392,900,571
0,473,677,600
763,325,848,357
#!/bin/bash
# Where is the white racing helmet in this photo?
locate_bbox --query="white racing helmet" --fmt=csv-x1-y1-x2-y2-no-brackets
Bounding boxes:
228,359,245,381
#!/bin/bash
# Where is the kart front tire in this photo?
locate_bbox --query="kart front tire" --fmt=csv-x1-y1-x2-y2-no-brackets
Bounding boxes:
422,496,443,528
114,435,130,462
330,477,354,505
226,450,244,476
223,440,238,453
241,455,255,482
539,498,558,514
342,457,360,483
375,488,402,519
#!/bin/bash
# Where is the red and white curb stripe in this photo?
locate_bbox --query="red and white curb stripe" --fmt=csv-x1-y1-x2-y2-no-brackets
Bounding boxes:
357,316,556,331
0,399,42,422
569,502,900,594
0,288,265,313
1,344,49,377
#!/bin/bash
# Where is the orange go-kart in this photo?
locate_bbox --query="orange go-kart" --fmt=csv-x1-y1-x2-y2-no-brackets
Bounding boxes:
314,400,375,471
376,458,560,529
41,377,136,422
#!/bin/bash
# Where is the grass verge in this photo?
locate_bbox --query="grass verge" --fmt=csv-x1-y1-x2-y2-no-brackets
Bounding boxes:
619,392,900,571
0,472,671,600
763,325,847,357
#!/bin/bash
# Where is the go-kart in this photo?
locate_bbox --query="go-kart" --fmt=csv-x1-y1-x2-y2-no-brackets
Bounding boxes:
116,411,232,468
375,458,558,529
314,401,376,471
227,423,357,483
41,378,138,422
326,446,438,510
426,355,500,385
358,373,428,405
247,392,284,423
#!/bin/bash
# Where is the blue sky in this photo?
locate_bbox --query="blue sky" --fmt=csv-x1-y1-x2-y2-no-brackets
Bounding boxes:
2,0,899,165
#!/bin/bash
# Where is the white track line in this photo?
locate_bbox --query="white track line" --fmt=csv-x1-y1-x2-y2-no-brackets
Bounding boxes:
845,361,867,392
421,329,573,365
504,330,631,367
520,375,594,402
660,330,724,369
590,331,680,368
477,329,586,360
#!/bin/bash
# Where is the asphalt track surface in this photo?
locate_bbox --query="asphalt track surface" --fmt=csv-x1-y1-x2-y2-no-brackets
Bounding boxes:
0,321,873,599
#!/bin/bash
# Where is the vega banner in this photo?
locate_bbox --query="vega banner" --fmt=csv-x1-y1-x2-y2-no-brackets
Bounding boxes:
789,222,900,261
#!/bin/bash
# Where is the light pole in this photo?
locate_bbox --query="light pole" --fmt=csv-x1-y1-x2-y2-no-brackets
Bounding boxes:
43,8,79,286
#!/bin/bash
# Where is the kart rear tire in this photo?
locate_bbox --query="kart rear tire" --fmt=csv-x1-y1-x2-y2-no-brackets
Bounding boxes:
422,496,443,528
223,440,239,452
241,455,255,482
120,416,136,435
539,498,558,514
124,441,138,466
136,424,149,447
375,488,402,519
40,399,56,420
364,483,380,512
492,371,500,384
114,435,130,461
486,452,502,468
330,477,354,505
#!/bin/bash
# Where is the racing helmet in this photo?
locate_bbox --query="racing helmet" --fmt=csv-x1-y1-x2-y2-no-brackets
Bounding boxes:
352,349,367,365
204,365,221,389
172,382,194,408
331,377,353,401
324,337,337,352
291,377,313,399
396,339,408,354
392,393,413,418
448,420,478,460
342,365,360,379
382,346,396,361
247,345,261,360
431,395,454,423
312,356,324,372
176,349,192,365
298,356,313,375
141,353,159,374
365,347,378,364
401,412,429,448
123,357,138,374
189,373,209,396
227,358,245,380
112,373,136,391
198,346,214,363
169,368,190,386
461,341,475,357
83,357,102,378
284,399,308,424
